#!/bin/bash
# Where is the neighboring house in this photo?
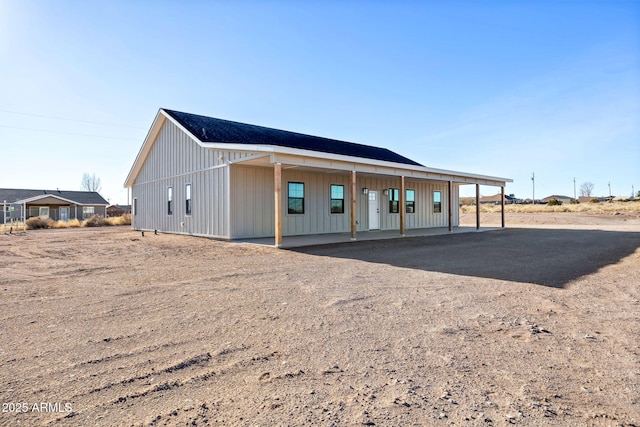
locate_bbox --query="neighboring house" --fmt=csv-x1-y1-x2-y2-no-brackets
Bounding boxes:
542,195,575,204
479,193,520,204
0,188,108,222
107,204,131,217
125,109,511,245
578,196,611,203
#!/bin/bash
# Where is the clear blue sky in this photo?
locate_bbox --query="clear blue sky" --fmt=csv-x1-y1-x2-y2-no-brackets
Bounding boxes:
1,1,638,204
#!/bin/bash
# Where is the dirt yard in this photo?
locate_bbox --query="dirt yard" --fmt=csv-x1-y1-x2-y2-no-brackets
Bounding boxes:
1,213,639,426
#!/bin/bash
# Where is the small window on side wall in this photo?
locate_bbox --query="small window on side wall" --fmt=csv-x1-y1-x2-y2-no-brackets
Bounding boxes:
406,189,415,213
288,182,304,214
330,184,344,214
167,187,173,215
185,183,192,215
433,191,442,213
389,188,399,213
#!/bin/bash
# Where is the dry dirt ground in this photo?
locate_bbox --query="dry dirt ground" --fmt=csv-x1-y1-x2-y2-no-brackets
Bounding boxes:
1,213,639,427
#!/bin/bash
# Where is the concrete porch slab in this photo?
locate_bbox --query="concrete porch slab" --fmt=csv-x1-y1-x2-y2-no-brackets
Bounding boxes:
236,226,504,249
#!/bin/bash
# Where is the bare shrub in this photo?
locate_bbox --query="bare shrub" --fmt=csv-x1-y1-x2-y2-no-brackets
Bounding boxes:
67,219,82,227
105,213,131,226
26,217,54,230
83,215,107,227
51,220,70,229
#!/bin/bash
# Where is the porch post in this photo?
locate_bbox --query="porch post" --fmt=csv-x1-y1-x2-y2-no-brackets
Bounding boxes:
274,163,282,248
399,176,406,236
501,185,505,229
448,180,453,232
476,184,480,230
350,170,357,240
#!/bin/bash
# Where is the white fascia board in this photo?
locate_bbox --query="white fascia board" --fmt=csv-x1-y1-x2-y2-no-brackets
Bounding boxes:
202,142,512,185
17,194,82,205
124,109,168,188
125,109,216,188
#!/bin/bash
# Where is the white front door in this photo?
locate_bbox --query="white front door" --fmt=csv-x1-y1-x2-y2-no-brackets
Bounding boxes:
60,207,69,221
368,191,380,230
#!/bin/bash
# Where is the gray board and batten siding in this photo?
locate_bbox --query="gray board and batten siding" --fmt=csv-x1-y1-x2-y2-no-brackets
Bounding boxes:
127,109,511,241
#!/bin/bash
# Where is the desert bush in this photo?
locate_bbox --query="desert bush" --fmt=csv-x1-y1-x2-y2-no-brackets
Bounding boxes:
459,201,639,215
590,198,600,203
82,215,107,227
26,217,54,230
3,221,26,231
67,218,82,227
547,199,562,206
50,220,70,229
105,213,131,226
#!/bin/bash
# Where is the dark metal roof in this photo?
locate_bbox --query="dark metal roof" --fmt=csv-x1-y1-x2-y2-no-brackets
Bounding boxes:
0,189,109,205
163,109,423,167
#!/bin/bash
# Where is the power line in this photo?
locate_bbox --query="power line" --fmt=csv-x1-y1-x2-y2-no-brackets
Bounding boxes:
0,109,145,129
0,124,140,141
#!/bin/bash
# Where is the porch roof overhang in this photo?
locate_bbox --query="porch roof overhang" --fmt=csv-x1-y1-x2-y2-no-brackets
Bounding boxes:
219,143,512,187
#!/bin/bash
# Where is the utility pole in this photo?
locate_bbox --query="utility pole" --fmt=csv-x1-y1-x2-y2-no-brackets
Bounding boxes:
608,182,611,200
531,172,535,204
573,177,576,200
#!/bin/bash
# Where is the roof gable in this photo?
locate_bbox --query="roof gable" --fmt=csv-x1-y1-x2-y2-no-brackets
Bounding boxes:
162,109,423,167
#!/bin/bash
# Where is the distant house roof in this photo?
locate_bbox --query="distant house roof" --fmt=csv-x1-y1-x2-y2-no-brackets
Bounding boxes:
478,193,517,203
163,109,423,167
542,195,574,202
0,189,108,205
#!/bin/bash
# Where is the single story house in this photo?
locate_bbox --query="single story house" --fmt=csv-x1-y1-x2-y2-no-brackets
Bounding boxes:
578,196,612,203
479,193,521,204
107,204,132,217
125,109,512,246
1,188,109,222
542,195,575,204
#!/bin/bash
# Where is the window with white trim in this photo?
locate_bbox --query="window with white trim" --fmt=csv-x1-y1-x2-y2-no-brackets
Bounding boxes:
83,206,94,219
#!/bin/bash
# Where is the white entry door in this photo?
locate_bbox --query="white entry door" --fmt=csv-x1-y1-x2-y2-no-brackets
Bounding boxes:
368,191,380,230
60,207,69,221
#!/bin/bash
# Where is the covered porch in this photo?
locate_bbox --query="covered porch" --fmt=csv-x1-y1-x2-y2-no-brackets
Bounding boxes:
231,151,511,247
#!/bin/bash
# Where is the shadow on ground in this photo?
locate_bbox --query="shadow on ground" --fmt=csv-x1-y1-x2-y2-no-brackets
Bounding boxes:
291,228,640,288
